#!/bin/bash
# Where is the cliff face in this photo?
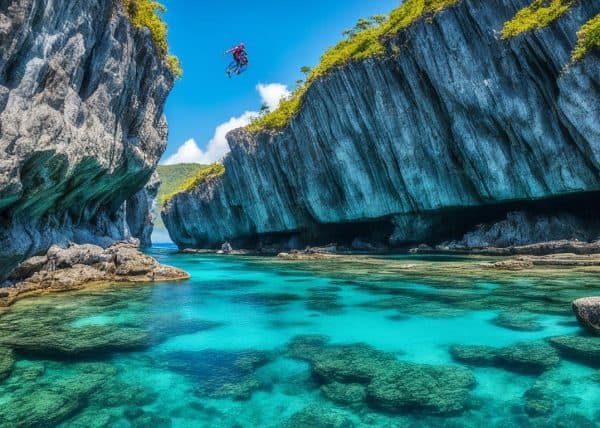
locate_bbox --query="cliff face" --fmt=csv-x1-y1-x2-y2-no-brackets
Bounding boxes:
0,0,173,278
163,0,600,250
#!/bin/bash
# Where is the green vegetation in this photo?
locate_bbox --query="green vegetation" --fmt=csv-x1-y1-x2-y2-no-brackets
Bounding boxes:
572,13,600,61
246,0,459,133
157,163,206,206
501,0,573,39
158,163,225,206
501,1,599,62
122,0,182,78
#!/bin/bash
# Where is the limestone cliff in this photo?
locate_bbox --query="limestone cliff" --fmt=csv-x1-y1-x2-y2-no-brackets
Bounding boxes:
0,0,174,279
163,0,600,250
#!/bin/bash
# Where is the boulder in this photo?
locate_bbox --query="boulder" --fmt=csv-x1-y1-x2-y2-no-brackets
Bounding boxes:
219,242,233,254
572,297,600,334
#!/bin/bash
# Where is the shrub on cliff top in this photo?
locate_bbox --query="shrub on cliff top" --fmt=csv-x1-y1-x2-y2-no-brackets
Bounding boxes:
501,0,573,38
572,13,600,61
122,0,182,78
246,0,460,133
161,163,225,205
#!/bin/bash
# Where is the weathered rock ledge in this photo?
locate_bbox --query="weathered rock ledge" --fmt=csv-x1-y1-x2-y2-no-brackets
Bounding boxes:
411,239,600,257
0,243,189,307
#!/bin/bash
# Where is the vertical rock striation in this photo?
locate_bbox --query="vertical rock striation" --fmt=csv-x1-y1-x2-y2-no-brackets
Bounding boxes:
163,0,600,250
0,0,174,278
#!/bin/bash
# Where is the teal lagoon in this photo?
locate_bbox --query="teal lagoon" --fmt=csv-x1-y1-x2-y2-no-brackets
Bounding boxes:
0,244,599,427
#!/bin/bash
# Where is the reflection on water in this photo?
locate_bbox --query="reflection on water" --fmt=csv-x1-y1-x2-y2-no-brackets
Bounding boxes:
0,244,599,427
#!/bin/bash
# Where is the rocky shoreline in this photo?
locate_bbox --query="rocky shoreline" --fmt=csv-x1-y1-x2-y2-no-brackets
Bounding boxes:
0,243,189,307
185,239,600,266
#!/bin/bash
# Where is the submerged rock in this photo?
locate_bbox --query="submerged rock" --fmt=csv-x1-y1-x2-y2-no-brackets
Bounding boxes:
286,336,476,415
450,342,560,374
310,344,397,384
321,382,366,407
280,405,355,428
286,335,331,360
366,362,476,415
524,384,554,417
491,312,544,332
0,362,116,427
449,345,498,367
549,335,600,366
496,342,560,375
1,325,150,357
163,349,272,400
572,297,600,335
0,347,15,381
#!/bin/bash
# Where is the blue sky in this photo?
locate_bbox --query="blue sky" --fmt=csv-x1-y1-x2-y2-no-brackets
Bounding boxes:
160,0,399,164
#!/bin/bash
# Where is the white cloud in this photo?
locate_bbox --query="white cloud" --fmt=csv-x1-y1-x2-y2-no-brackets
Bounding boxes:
163,111,257,165
163,82,290,165
257,83,291,111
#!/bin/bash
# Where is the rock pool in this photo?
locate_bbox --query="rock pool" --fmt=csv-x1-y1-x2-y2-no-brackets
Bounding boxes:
0,244,599,427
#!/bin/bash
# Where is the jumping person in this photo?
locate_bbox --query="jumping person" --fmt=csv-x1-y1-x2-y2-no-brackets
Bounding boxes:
224,43,248,77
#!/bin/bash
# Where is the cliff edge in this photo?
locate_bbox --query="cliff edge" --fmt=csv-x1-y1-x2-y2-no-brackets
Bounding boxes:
0,0,174,279
163,0,600,251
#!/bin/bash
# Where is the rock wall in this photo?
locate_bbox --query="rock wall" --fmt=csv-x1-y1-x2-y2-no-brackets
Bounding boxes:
0,0,174,278
163,0,600,250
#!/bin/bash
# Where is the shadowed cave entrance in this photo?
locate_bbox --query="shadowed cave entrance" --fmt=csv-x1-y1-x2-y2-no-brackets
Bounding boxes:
230,191,600,251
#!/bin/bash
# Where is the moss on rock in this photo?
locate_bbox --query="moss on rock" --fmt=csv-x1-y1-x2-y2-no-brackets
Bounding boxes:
501,0,573,38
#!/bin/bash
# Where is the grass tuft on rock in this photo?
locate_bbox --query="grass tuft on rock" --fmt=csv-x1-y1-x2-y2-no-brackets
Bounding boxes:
501,0,573,38
247,0,459,133
572,13,600,61
161,163,225,205
122,0,182,78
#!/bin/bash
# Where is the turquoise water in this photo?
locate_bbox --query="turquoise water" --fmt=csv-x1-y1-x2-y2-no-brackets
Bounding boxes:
0,244,599,427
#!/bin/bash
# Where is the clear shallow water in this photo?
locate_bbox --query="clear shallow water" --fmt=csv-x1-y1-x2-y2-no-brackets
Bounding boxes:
0,244,599,427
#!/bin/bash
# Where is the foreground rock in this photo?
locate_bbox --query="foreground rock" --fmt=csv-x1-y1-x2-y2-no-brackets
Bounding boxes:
572,297,600,334
0,0,175,279
0,243,188,306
